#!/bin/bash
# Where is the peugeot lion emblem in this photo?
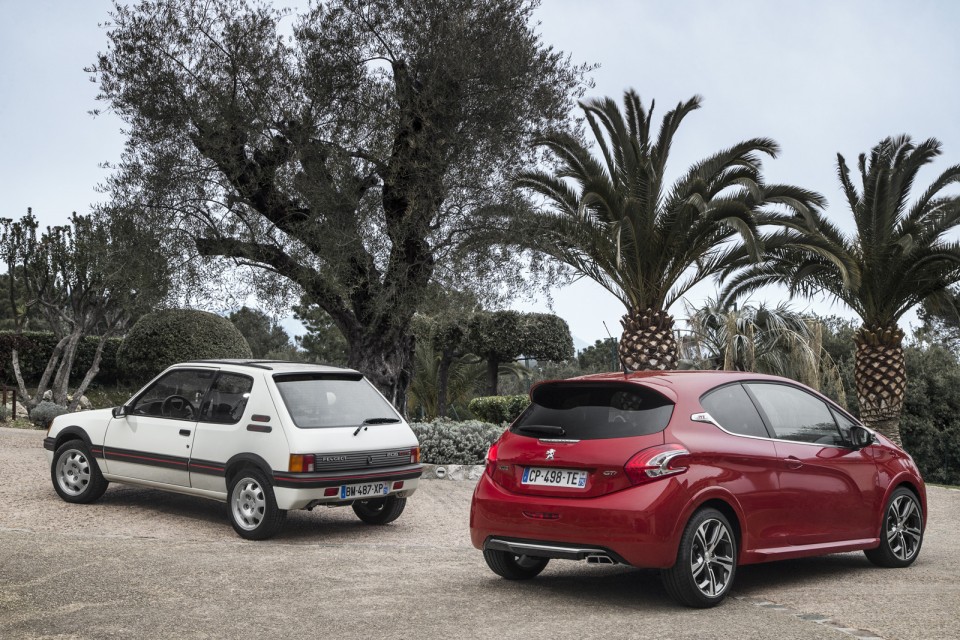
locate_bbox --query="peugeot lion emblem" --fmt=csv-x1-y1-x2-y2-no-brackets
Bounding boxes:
545,448,556,460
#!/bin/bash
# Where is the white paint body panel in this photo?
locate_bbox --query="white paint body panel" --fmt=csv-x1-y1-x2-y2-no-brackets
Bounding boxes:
46,361,422,516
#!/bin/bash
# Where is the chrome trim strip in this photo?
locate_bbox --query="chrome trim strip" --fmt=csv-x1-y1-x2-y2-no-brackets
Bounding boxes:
690,412,856,450
537,438,580,443
487,538,607,558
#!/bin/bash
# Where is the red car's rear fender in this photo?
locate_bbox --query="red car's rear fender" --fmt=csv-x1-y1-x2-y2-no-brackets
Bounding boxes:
668,486,749,563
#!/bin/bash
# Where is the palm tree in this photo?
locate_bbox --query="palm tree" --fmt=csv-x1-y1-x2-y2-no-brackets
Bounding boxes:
683,297,846,404
515,90,824,371
722,136,960,445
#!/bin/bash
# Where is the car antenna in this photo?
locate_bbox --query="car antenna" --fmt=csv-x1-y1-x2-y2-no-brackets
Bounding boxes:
603,321,629,377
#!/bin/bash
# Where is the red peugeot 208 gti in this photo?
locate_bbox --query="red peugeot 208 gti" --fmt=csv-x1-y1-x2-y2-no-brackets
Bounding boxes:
470,371,926,607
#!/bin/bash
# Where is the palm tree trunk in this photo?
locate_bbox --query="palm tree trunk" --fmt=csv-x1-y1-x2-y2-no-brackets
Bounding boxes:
853,323,906,446
618,308,679,371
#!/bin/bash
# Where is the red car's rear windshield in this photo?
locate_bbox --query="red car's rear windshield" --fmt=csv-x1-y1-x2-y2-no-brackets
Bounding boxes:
511,382,674,440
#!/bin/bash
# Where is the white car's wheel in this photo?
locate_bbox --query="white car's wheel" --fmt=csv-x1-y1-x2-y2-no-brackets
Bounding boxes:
228,468,286,540
352,496,406,525
51,440,108,504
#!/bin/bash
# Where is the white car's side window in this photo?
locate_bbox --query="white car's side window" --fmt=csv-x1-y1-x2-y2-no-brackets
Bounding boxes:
132,369,216,421
200,373,254,424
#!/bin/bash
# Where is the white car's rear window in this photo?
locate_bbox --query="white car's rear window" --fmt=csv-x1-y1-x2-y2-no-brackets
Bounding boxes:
273,373,399,429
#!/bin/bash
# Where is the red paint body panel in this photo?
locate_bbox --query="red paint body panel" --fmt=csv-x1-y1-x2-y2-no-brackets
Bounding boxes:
469,370,927,570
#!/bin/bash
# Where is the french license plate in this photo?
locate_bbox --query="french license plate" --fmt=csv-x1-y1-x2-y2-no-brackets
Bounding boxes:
521,467,587,488
340,482,390,499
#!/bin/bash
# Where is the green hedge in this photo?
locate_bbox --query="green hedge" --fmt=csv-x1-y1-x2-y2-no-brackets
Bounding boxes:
468,394,529,424
409,419,505,465
0,331,123,385
118,309,252,383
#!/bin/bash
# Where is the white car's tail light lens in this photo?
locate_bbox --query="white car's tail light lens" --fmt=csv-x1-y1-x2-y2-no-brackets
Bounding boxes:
289,454,316,473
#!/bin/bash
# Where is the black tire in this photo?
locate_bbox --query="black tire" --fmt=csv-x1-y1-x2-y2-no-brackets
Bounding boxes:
482,548,550,580
865,487,923,568
228,468,286,540
51,440,108,504
352,496,406,525
661,508,738,608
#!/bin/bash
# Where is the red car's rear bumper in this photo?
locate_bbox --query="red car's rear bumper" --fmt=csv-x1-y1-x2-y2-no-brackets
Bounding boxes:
470,472,684,569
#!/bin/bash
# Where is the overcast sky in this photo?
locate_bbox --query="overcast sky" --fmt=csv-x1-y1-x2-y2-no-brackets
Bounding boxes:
2,0,958,347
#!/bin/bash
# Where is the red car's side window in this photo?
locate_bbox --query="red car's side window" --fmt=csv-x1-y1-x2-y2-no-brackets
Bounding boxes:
745,383,844,445
700,384,768,438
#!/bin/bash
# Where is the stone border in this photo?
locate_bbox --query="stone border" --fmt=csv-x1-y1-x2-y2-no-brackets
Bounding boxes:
733,596,886,640
421,464,485,480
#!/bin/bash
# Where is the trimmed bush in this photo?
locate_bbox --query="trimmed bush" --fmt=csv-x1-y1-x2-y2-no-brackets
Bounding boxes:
468,394,529,424
30,401,68,428
0,331,123,385
117,309,252,383
409,419,505,465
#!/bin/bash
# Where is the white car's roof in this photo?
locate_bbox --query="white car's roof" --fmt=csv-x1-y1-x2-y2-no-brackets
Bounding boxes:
178,359,362,376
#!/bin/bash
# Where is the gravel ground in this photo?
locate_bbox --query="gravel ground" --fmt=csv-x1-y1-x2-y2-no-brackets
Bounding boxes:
1,426,958,640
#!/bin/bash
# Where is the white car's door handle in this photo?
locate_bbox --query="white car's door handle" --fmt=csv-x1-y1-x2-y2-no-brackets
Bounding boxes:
179,429,191,437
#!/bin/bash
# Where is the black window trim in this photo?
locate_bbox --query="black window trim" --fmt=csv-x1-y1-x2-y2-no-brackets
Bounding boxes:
698,379,860,449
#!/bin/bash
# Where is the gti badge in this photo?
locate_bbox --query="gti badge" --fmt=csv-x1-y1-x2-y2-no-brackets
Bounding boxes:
545,448,556,460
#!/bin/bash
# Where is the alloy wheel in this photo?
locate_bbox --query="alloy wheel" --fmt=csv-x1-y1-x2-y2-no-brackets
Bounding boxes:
885,494,922,562
56,449,91,497
231,478,266,531
690,518,735,597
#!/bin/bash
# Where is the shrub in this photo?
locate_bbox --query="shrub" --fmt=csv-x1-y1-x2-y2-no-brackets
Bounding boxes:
409,419,505,465
30,401,68,428
117,309,252,383
0,331,123,385
468,394,529,424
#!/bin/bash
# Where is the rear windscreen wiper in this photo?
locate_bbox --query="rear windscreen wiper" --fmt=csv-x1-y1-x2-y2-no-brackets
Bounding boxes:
354,417,401,435
515,424,566,436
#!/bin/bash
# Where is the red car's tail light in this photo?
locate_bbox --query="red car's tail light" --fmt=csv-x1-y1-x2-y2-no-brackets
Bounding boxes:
485,441,500,477
624,444,690,485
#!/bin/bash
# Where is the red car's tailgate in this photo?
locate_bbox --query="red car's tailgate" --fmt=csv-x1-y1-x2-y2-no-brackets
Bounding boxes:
491,430,666,498
487,380,675,497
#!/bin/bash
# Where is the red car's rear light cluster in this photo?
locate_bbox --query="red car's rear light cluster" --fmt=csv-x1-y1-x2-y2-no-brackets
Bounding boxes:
624,444,690,485
485,441,500,477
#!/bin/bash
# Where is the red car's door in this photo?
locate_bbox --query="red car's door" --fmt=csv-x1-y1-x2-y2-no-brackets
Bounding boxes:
697,383,786,551
744,383,879,546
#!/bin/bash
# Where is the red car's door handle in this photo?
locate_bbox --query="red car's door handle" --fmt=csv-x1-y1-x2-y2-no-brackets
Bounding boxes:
785,456,803,469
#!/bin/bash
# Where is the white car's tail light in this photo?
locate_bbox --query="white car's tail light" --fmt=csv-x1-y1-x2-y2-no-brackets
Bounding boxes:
289,454,316,473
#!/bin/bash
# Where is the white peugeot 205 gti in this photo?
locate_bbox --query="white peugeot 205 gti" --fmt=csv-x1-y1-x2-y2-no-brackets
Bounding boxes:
44,360,422,539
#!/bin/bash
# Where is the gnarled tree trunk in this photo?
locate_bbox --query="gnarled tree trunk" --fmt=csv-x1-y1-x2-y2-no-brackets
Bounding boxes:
619,308,679,371
853,323,906,446
346,331,416,417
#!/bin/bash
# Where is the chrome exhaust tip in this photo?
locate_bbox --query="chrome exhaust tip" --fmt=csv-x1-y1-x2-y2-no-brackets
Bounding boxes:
586,554,615,565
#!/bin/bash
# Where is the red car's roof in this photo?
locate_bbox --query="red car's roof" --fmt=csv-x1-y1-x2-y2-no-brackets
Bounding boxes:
537,369,798,402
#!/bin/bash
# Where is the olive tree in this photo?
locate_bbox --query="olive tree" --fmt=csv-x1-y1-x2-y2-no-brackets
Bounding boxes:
91,0,588,411
0,209,169,410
